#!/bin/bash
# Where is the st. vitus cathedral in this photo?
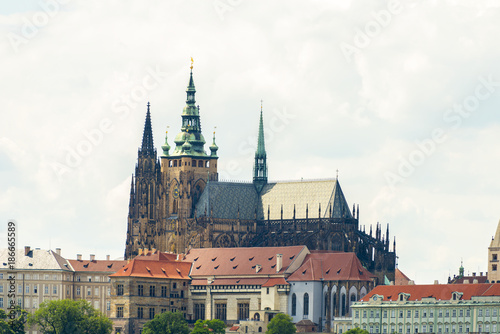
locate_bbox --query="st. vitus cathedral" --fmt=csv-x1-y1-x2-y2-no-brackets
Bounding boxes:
124,65,396,282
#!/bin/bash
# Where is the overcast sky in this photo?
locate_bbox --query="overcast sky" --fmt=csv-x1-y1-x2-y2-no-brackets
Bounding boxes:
1,0,499,284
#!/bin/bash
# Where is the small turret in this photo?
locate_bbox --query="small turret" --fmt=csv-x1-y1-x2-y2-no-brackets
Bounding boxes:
253,102,268,193
162,130,171,156
210,129,218,157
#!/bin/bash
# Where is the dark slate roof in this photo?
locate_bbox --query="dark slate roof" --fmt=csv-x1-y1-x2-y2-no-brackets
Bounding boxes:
195,179,353,221
194,182,259,220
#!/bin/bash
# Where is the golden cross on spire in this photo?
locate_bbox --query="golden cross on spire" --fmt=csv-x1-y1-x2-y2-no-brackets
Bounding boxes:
260,99,263,111
190,57,194,70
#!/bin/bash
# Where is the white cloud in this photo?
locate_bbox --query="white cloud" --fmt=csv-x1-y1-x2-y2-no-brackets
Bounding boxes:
0,0,499,282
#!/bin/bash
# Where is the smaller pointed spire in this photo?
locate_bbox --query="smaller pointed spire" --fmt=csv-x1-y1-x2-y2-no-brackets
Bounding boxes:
253,105,268,192
393,236,396,253
140,102,155,157
369,224,372,237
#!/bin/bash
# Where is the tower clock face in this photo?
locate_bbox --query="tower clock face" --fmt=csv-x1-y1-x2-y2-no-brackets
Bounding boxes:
173,187,180,198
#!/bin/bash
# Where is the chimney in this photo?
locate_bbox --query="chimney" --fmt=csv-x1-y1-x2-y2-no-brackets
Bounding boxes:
434,280,439,285
480,272,483,276
473,272,476,276
106,255,110,261
409,280,415,285
276,254,283,273
256,264,262,273
138,249,143,256
90,254,95,261
176,254,180,261
55,248,61,256
464,279,470,284
473,279,478,284
24,246,31,256
77,254,82,261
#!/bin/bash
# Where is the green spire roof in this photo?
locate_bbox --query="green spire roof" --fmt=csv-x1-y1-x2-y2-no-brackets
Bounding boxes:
253,103,267,192
256,110,266,158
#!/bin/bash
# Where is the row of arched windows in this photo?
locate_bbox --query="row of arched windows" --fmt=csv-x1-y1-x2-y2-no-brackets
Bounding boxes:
168,159,211,168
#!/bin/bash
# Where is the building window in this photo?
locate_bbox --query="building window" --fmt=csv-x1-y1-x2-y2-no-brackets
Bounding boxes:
173,283,177,289
479,309,483,317
150,285,156,297
25,285,30,294
76,287,81,296
486,309,490,317
439,310,443,318
384,310,387,318
95,287,99,296
452,310,456,317
407,310,411,317
161,286,168,297
291,294,296,316
238,302,250,320
215,303,227,321
117,284,124,296
117,306,123,318
44,286,49,295
392,310,395,318
266,288,269,294
138,285,143,296
303,293,309,317
371,310,374,318
466,309,470,317
460,309,463,317
87,287,91,296
494,309,498,317
138,307,144,319
107,287,110,297
0,298,3,308
494,254,498,261
493,264,497,271
355,311,359,319
445,310,449,317
400,311,404,318
194,303,205,320
94,301,99,310
53,286,57,295
430,310,434,317
106,301,110,311
423,309,427,317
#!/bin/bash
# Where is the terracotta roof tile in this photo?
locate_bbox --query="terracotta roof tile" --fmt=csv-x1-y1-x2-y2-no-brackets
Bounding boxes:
262,277,289,287
69,259,127,272
395,268,411,285
110,253,191,279
360,283,497,302
183,246,306,277
287,252,374,282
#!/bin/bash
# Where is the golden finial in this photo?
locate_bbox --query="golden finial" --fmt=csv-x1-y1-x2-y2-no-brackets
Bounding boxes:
166,126,169,134
190,57,194,70
260,99,263,111
213,126,217,135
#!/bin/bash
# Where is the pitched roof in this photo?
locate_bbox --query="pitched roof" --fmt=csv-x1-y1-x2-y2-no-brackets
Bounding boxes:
360,283,497,302
0,249,73,272
194,182,259,220
449,275,488,284
110,253,191,279
395,268,411,285
259,179,353,220
287,252,374,282
490,219,500,247
183,246,306,277
69,259,127,273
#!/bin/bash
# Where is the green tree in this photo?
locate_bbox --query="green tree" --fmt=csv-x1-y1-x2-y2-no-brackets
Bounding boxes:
266,313,296,334
345,328,370,334
191,319,226,334
28,299,112,334
142,311,189,334
0,306,28,334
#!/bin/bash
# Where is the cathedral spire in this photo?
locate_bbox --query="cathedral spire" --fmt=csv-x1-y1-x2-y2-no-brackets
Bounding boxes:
140,102,155,157
253,102,268,193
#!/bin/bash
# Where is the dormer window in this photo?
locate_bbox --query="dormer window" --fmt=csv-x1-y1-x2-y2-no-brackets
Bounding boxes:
398,293,410,301
452,292,463,301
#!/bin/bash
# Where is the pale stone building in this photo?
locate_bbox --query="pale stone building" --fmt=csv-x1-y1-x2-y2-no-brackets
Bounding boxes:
489,220,500,283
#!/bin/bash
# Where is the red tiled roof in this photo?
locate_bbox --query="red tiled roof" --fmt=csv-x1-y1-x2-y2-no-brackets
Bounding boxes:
134,251,178,262
69,259,127,272
360,283,497,302
110,255,191,279
449,275,488,284
395,268,411,285
262,277,289,287
229,325,240,331
287,252,374,282
183,246,306,277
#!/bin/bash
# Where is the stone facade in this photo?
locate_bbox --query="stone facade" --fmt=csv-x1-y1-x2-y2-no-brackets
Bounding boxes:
124,67,396,285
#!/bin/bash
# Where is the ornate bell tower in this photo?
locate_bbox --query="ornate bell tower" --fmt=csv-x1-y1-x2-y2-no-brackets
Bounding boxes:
160,61,218,221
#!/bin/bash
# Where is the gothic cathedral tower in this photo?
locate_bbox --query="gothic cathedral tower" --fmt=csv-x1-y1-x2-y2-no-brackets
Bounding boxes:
158,65,219,252
124,103,163,259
